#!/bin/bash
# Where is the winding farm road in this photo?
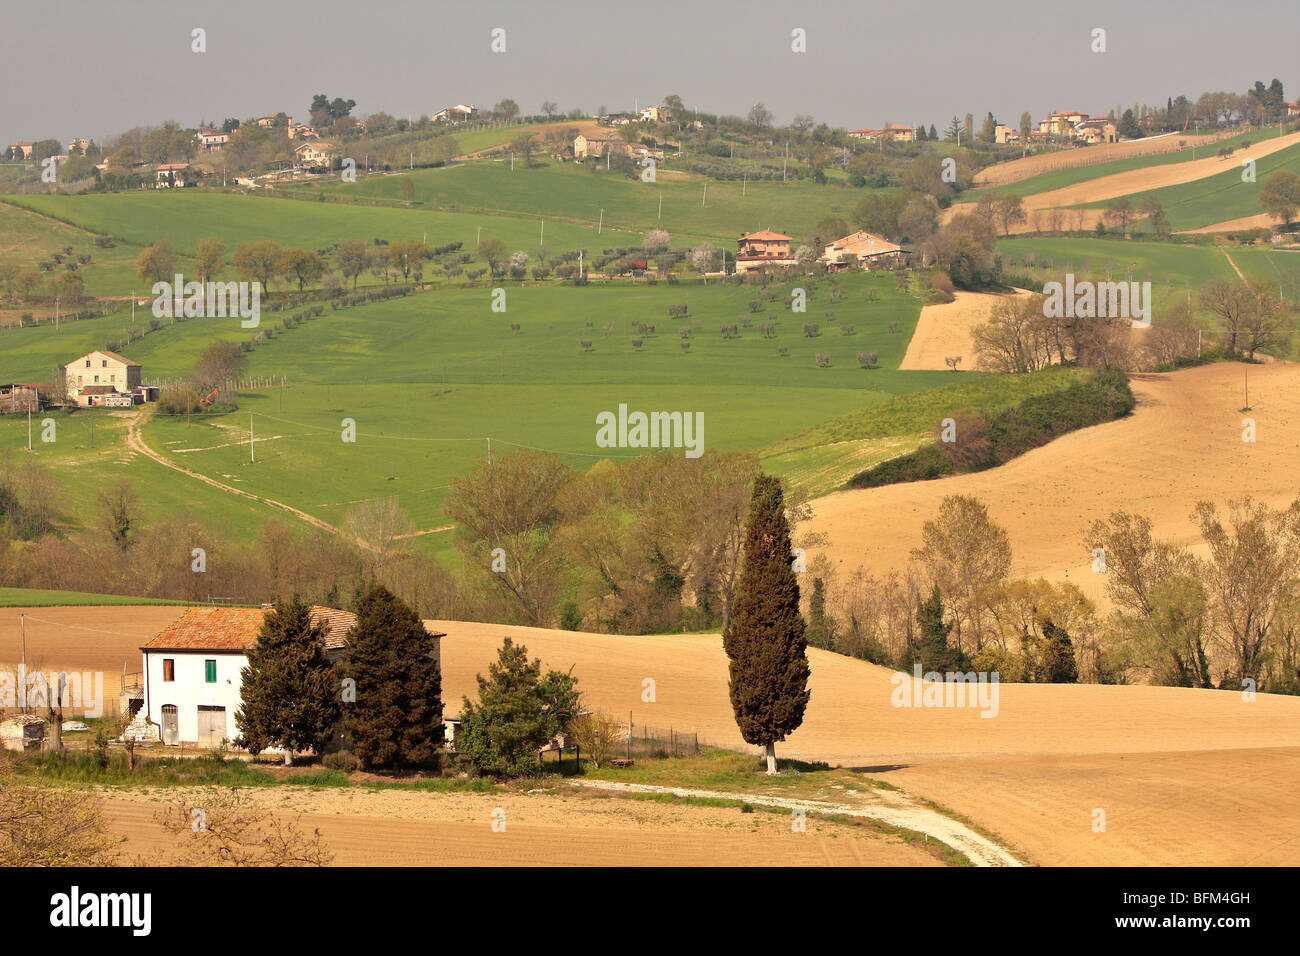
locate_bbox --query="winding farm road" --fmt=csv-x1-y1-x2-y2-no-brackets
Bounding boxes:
123,410,372,548
569,779,1022,866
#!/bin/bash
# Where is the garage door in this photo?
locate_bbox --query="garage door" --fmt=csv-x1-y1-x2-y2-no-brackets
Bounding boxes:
196,705,227,749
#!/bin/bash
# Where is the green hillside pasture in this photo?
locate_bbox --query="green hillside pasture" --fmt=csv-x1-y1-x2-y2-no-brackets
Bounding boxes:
762,366,1094,495
1226,246,1300,291
450,121,598,157
0,201,140,297
0,306,146,383
289,158,865,245
141,381,884,556
998,236,1238,303
0,408,288,543
0,587,190,607
980,129,1273,199
102,271,931,388
4,192,643,295
1083,142,1300,232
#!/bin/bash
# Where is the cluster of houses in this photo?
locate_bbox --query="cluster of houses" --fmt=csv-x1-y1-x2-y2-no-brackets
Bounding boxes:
848,124,916,143
117,605,452,753
732,228,902,275
1033,110,1118,144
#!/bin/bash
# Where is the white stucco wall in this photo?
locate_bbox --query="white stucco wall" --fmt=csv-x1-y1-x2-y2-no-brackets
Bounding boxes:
142,650,247,746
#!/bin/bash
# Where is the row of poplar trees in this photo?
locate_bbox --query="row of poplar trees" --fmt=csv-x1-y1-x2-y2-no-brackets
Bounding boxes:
236,584,443,769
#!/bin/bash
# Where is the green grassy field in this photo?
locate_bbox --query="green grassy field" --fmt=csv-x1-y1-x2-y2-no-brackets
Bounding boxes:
2,191,644,296
282,158,863,244
1082,141,1300,232
0,201,142,297
0,587,191,607
979,129,1275,199
1000,235,1300,309
0,407,302,540
4,271,942,552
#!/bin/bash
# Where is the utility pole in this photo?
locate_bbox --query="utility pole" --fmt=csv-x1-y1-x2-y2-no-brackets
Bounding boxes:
702,183,707,207
540,218,544,246
598,209,603,234
487,436,492,466
20,614,26,710
250,413,255,463
27,407,32,450
658,195,662,220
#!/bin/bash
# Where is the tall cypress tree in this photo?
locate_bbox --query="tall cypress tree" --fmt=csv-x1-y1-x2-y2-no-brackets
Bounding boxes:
340,584,443,770
236,597,340,765
723,473,811,775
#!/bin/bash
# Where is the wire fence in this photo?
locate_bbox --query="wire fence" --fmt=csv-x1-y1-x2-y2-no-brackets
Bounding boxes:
621,720,700,760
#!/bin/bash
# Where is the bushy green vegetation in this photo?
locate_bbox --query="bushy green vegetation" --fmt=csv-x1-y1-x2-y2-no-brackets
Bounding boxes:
846,370,1135,488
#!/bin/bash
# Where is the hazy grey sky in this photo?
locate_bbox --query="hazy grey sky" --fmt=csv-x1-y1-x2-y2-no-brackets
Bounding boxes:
2,0,1295,143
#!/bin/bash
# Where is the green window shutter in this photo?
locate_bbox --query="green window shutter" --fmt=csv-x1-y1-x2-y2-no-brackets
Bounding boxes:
205,660,217,683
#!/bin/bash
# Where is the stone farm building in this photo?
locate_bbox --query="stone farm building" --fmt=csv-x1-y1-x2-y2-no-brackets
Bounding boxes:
821,230,904,270
62,350,158,407
131,605,445,750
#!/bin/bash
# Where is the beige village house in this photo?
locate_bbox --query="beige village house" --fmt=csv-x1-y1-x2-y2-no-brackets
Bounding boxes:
62,350,156,407
294,141,339,168
822,230,903,269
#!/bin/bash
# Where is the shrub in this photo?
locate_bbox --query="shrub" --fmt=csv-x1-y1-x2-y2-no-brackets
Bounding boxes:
322,750,359,772
847,443,953,488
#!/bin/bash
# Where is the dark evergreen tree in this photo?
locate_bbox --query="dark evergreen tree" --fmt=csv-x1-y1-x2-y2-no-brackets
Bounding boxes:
1037,620,1079,683
911,585,971,673
928,124,939,142
1118,108,1144,140
457,637,581,777
236,597,341,765
723,473,811,774
339,584,443,770
806,577,833,651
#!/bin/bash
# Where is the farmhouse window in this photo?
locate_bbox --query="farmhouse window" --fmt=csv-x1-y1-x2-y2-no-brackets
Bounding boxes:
205,659,217,683
163,659,175,681
84,360,90,367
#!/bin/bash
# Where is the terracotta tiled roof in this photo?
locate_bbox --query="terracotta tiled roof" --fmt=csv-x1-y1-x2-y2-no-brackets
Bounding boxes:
309,605,357,651
739,230,791,241
142,605,368,652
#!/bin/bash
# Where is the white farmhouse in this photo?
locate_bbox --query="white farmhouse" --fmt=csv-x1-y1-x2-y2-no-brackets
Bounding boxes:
135,605,444,749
